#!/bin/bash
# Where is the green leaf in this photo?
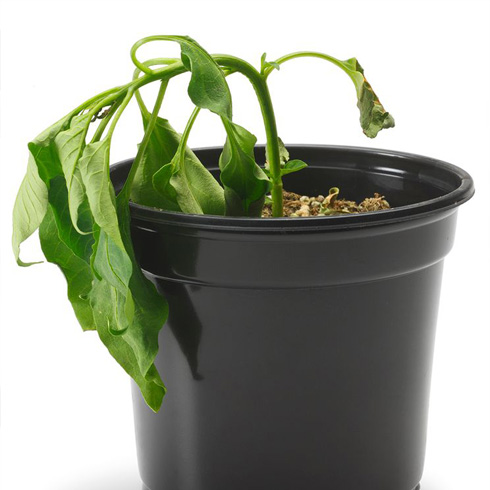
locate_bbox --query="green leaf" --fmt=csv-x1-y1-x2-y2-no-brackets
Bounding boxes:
131,116,186,211
115,185,168,410
93,288,166,412
78,139,124,247
14,92,169,412
12,114,74,265
54,113,92,233
78,138,135,335
169,36,232,119
219,119,269,216
91,227,134,324
27,117,72,182
47,176,94,262
76,129,168,407
151,120,226,216
39,204,95,332
281,159,308,176
339,58,394,138
12,154,48,266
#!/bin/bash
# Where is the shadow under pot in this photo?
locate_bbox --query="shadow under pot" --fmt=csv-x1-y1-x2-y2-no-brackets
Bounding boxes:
110,145,474,490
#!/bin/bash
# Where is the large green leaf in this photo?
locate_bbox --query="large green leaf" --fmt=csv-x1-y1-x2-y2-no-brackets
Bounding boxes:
131,116,184,211
339,58,395,138
12,154,48,266
78,139,124,247
77,132,168,407
39,204,95,332
92,280,166,412
169,35,232,119
14,88,169,412
47,175,94,262
114,187,168,410
12,115,74,265
78,138,135,334
54,113,92,233
151,120,225,216
219,119,269,216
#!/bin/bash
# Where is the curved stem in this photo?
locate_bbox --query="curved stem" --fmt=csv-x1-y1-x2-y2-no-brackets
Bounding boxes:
72,86,126,116
131,35,190,75
213,55,283,217
131,61,187,92
132,57,180,116
180,106,201,150
170,106,202,172
263,51,349,79
102,61,188,142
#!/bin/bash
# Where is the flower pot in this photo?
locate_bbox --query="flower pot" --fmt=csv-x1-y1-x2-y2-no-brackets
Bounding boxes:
110,145,474,490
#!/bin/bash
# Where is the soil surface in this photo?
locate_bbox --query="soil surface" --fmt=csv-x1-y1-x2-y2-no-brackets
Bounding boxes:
262,190,390,218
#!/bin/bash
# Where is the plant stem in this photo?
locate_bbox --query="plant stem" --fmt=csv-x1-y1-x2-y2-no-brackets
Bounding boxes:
263,51,349,79
213,55,283,217
132,58,180,117
106,89,135,140
90,99,123,143
72,86,126,116
180,106,201,150
119,80,169,202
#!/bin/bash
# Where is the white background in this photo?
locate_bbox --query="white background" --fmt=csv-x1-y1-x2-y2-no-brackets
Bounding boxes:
0,1,489,489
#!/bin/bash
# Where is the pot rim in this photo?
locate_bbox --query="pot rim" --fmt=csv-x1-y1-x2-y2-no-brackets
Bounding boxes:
113,144,474,232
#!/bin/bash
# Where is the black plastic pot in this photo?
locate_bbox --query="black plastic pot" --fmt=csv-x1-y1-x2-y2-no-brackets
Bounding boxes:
111,145,474,490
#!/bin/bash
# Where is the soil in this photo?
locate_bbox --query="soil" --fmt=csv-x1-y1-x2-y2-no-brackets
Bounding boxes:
262,190,390,218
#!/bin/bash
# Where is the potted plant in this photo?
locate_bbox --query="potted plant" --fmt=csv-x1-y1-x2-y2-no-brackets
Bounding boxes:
13,35,474,490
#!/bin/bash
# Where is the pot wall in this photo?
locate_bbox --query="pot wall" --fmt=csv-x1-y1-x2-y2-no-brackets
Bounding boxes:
111,146,474,490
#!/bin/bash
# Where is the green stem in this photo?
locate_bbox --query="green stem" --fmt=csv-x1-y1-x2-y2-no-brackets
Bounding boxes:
72,86,125,116
180,106,201,150
213,55,283,217
106,89,135,140
132,58,180,117
263,51,350,79
119,80,169,201
90,99,123,143
171,106,201,174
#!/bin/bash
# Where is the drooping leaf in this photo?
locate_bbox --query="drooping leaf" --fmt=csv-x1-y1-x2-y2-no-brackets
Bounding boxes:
167,35,232,119
47,176,94,262
78,139,124,247
91,226,134,329
12,114,75,265
13,88,169,412
219,119,269,216
54,113,92,233
39,205,95,331
151,120,225,216
92,283,166,412
78,138,135,335
74,126,168,406
115,182,169,410
131,116,185,211
12,154,48,266
339,58,394,138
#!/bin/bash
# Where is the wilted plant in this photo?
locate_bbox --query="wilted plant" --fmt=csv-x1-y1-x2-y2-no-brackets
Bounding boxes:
13,35,394,411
